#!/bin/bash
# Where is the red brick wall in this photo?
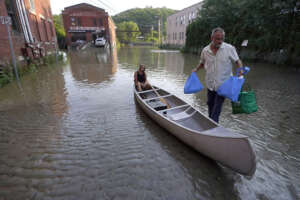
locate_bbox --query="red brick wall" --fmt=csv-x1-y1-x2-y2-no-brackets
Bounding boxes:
0,0,25,63
62,4,110,46
24,0,57,48
0,0,57,65
0,0,11,61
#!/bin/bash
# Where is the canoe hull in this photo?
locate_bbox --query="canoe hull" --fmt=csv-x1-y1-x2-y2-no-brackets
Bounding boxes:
134,87,256,176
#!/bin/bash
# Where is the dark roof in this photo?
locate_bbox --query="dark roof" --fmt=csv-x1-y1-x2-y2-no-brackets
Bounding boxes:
63,3,105,12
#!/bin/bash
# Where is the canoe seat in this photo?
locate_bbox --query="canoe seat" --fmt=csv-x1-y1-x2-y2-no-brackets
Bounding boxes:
168,110,196,121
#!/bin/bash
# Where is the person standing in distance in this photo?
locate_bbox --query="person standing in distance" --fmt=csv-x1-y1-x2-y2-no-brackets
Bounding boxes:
193,27,243,123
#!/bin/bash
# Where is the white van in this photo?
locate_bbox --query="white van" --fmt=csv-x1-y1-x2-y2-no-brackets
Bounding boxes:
95,37,106,47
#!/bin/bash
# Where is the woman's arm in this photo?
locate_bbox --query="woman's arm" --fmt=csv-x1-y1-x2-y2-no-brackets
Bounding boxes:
134,72,138,84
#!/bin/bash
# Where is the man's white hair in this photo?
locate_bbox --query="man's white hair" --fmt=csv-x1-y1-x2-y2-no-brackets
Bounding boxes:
211,27,225,38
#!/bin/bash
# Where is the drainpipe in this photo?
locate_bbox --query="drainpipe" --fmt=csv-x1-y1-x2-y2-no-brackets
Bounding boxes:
15,0,29,43
19,0,34,43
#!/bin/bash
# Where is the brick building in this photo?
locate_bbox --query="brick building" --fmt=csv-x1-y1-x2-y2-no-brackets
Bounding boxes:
62,3,116,48
0,0,57,65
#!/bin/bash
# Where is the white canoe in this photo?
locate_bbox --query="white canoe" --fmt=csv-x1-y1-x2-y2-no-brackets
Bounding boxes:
134,86,256,176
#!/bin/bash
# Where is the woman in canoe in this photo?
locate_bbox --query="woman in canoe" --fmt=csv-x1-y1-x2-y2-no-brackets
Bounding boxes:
134,64,151,92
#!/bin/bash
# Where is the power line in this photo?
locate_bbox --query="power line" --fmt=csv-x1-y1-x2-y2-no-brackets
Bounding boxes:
98,0,119,13
65,0,118,15
88,0,112,12
93,0,119,14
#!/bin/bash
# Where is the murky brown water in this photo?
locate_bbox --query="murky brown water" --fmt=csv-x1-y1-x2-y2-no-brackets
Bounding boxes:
0,46,299,200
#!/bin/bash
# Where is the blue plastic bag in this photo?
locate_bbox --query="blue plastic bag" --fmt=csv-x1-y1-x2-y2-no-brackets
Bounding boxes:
184,72,204,94
217,76,245,102
217,66,250,102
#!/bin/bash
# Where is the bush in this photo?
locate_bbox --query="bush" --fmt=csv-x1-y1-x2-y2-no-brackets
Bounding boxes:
0,64,13,87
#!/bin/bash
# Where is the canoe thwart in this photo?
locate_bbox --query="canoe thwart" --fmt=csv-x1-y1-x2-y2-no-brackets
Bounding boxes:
144,94,172,101
159,104,189,113
168,110,197,121
138,88,160,94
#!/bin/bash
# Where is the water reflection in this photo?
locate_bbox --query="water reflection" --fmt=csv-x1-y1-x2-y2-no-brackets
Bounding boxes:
0,64,68,118
69,48,118,85
161,51,184,75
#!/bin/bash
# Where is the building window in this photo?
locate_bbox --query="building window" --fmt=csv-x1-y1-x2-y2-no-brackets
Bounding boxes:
70,17,81,26
93,18,97,26
42,19,49,41
71,17,75,26
29,0,35,12
5,0,21,33
99,18,103,26
77,18,81,26
30,14,41,41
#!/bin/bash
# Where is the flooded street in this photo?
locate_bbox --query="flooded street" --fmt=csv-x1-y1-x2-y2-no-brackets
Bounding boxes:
0,46,299,200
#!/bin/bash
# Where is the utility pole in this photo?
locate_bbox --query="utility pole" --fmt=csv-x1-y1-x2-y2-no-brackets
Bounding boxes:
151,25,153,45
158,18,160,45
1,16,20,82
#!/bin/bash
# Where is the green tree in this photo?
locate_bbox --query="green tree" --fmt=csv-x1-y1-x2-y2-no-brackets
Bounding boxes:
185,0,300,63
53,15,66,49
144,30,158,43
113,7,177,40
116,21,141,43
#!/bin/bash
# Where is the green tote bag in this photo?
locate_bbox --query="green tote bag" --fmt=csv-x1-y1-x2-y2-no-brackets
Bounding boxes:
232,89,257,114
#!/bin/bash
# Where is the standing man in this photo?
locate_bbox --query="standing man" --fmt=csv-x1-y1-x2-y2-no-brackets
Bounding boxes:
193,27,243,123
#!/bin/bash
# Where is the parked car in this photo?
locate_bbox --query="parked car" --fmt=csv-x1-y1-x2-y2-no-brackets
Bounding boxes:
95,37,106,47
75,40,85,45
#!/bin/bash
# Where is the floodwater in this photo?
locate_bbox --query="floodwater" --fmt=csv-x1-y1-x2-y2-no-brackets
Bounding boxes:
0,46,299,200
